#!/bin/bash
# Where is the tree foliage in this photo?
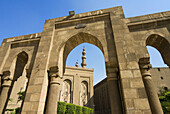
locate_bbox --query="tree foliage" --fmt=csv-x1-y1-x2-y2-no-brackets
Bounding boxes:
159,87,170,113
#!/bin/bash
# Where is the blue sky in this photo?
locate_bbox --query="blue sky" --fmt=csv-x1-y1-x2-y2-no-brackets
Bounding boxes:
0,0,169,85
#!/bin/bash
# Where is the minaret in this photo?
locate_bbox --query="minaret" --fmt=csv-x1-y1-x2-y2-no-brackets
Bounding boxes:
81,48,87,68
75,60,79,67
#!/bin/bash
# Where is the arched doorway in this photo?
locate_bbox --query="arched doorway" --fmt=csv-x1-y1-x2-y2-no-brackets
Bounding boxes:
46,32,124,114
65,42,109,113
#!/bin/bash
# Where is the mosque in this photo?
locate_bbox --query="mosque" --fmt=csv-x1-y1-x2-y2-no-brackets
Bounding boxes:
0,6,170,114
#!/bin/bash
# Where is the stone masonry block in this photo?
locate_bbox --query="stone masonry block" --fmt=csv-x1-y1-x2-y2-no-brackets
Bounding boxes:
33,77,44,85
31,102,39,111
142,110,152,114
119,62,127,70
124,89,138,98
120,70,133,78
127,61,139,69
121,79,130,88
127,110,142,114
127,53,137,62
118,55,126,63
125,99,134,110
133,70,142,78
38,102,45,112
130,78,144,88
22,102,32,111
24,93,31,102
27,85,42,94
21,112,26,114
137,88,147,98
134,99,150,110
25,112,37,114
30,93,41,101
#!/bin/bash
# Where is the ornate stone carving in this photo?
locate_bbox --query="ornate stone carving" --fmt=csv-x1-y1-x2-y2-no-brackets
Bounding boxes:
48,66,60,85
139,57,152,77
80,81,88,106
2,71,12,87
60,80,71,103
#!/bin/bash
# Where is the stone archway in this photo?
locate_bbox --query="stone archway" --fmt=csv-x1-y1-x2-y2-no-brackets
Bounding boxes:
46,32,123,114
62,32,106,73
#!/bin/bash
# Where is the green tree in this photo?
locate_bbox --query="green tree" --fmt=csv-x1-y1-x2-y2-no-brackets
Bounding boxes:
159,90,170,113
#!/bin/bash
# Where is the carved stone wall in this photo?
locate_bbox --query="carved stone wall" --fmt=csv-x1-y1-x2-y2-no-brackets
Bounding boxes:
59,66,93,108
60,79,71,103
80,81,88,106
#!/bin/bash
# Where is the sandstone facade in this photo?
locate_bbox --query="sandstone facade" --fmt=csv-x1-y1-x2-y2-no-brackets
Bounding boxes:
0,6,170,114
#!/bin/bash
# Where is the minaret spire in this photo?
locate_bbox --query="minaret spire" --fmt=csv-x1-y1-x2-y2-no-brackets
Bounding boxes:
81,48,87,68
75,60,79,67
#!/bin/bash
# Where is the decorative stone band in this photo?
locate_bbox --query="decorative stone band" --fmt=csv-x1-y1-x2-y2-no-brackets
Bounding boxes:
107,67,119,81
1,71,12,87
48,66,61,85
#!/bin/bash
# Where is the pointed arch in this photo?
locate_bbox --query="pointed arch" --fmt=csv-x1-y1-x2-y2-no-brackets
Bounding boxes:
60,32,110,74
63,32,105,66
146,34,170,66
4,51,29,113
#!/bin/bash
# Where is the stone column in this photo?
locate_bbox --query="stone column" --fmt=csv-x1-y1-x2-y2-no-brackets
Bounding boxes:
139,58,163,114
107,68,123,114
0,71,12,114
46,66,61,114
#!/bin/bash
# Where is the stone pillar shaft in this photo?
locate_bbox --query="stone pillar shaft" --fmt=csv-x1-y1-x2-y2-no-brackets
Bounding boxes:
46,67,61,114
139,59,163,114
107,68,123,114
0,71,12,114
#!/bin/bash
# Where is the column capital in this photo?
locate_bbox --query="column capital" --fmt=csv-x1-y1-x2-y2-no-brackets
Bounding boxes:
139,57,152,78
107,67,119,80
1,71,12,87
139,63,152,70
48,66,59,77
48,66,61,85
